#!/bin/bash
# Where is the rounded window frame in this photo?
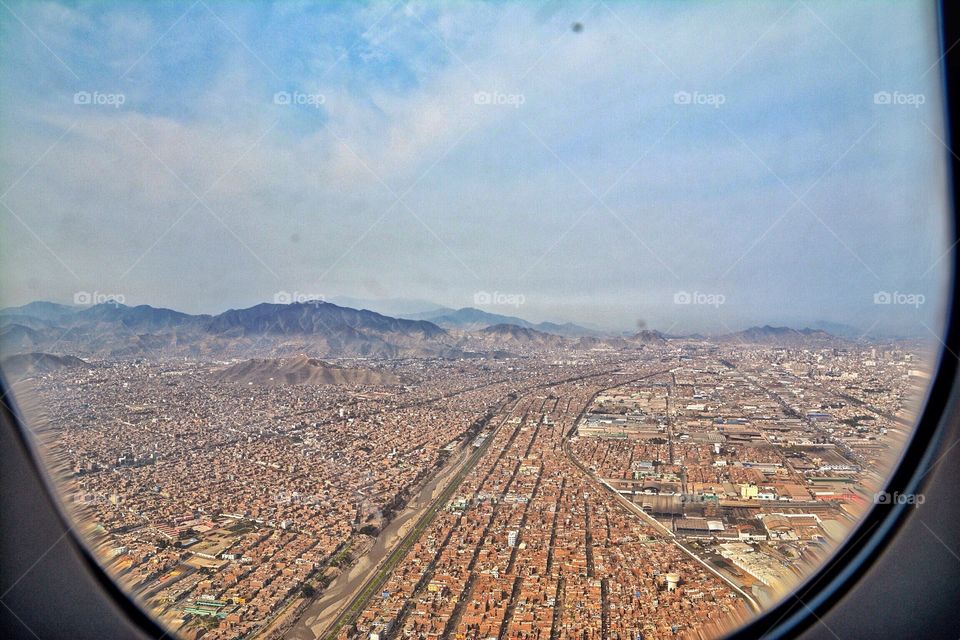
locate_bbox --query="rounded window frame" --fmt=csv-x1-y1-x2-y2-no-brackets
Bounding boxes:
0,4,958,638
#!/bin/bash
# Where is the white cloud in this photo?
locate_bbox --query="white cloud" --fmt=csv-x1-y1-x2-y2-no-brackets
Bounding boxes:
0,0,950,335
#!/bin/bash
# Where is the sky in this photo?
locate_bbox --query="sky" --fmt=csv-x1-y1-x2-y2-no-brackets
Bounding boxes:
0,0,953,335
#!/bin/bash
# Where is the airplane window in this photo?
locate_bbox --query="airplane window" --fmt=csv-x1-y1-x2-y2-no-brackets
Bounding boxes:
0,2,952,640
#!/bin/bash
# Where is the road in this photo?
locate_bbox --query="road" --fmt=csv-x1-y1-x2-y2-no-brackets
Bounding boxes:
283,442,476,640
283,362,670,639
562,371,763,615
282,399,516,640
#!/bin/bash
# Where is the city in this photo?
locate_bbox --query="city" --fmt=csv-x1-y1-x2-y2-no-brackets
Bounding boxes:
1,302,927,640
0,3,949,637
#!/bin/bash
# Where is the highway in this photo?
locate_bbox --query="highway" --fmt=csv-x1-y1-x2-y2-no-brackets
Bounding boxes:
290,397,517,640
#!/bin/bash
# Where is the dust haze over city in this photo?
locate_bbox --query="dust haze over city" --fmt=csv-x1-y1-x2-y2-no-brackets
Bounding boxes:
0,2,953,640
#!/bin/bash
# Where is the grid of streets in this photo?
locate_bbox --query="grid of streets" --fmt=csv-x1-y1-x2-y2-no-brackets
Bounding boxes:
12,341,925,640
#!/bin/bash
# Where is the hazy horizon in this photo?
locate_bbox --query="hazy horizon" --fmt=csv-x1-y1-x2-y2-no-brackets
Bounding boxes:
0,294,939,339
0,1,953,337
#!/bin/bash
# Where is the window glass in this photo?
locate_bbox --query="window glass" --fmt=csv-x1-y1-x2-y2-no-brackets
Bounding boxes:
0,2,950,639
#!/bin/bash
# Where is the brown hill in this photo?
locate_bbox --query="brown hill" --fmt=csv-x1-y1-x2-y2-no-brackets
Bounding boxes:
477,324,566,347
0,352,91,380
210,355,403,387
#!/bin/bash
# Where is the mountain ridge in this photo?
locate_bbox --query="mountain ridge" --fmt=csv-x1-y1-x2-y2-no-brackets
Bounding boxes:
0,301,847,359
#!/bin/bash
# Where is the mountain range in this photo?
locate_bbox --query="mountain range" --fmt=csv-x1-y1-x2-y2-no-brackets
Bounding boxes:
0,301,455,359
0,300,848,360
